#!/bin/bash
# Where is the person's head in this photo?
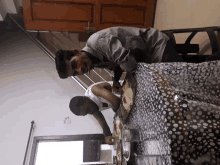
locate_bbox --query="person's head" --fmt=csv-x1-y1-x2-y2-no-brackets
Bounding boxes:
69,96,99,116
55,49,94,79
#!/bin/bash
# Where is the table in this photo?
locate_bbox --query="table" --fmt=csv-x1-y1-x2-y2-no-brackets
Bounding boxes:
114,60,220,165
112,72,136,165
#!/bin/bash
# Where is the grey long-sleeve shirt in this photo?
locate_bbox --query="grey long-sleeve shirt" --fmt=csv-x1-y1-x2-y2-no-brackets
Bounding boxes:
81,27,170,72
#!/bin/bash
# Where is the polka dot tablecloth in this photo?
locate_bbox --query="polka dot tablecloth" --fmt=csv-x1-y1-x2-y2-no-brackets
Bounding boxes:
124,61,220,165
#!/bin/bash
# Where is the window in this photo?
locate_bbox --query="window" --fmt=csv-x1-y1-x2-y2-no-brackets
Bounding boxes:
35,141,83,165
29,134,105,165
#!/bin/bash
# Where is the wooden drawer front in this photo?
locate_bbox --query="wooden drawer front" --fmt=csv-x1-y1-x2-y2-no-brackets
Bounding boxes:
32,2,93,22
101,5,146,25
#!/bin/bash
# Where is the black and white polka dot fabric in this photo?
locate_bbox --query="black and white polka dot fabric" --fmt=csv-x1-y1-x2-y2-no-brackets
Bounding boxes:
125,61,220,165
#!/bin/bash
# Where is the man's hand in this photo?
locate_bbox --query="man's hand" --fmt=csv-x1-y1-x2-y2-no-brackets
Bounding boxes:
112,81,122,93
105,136,116,145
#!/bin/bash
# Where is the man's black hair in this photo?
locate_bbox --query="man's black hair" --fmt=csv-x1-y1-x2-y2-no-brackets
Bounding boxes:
55,49,77,79
69,96,85,116
69,96,99,116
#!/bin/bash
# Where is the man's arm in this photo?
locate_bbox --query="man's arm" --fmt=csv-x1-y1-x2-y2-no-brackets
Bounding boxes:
92,111,112,137
112,65,123,93
98,36,137,73
91,84,121,112
94,82,112,91
113,65,123,83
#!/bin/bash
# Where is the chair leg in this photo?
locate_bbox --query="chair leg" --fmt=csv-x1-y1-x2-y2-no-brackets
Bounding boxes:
206,30,219,54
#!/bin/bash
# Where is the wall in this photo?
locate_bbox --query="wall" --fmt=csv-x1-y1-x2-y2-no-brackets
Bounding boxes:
0,19,115,165
0,13,4,21
0,0,17,20
15,0,22,7
0,0,17,13
154,0,220,55
13,0,22,15
0,0,8,21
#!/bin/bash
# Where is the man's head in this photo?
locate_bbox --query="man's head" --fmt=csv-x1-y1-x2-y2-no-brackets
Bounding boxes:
55,49,94,79
69,96,99,116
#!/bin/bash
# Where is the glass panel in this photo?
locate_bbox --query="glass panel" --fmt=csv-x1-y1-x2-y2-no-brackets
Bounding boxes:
35,141,83,165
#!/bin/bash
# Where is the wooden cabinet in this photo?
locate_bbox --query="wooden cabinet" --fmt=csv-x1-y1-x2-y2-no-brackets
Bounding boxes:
23,0,157,32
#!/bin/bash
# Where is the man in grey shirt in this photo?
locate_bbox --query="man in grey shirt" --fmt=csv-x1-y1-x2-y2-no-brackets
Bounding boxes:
55,27,183,89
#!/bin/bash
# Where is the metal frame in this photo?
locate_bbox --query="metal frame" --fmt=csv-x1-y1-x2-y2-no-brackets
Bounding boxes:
23,121,35,165
26,25,113,77
8,14,88,91
9,14,111,90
